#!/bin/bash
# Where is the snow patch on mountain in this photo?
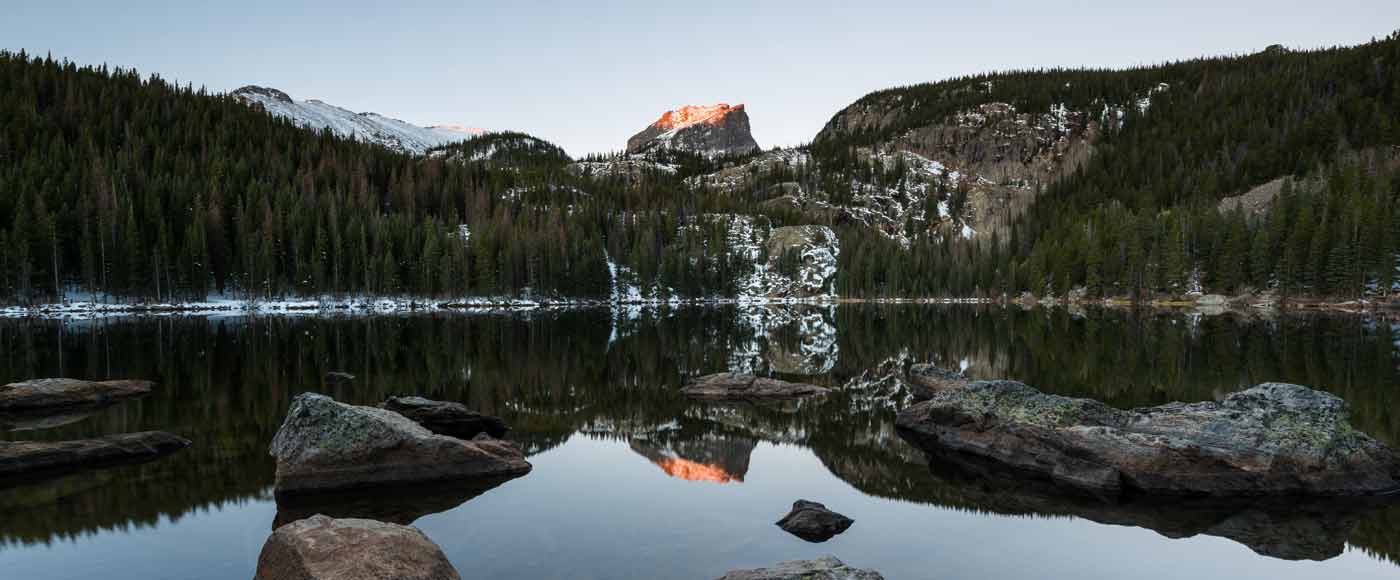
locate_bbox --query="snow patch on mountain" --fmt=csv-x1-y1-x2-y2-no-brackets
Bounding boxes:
232,85,482,154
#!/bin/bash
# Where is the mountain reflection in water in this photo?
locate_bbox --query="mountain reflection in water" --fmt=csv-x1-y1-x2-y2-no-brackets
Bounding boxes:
1,305,1398,580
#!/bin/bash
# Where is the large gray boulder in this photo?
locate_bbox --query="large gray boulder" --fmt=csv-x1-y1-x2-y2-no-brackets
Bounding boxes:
906,365,970,401
683,373,829,402
254,515,460,580
0,378,152,411
269,393,530,496
380,396,509,440
896,381,1400,496
775,500,854,542
0,431,190,478
717,556,883,580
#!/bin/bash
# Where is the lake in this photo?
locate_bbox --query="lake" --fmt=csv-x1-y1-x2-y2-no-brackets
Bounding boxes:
1,305,1398,579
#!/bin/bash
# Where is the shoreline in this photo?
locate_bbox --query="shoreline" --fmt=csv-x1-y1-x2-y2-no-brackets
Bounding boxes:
2,294,1395,319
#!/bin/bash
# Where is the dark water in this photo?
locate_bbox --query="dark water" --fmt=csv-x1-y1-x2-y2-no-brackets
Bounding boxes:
1,305,1399,580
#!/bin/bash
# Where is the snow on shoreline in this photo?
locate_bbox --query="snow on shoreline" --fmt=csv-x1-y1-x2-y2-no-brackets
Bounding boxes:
0,294,863,320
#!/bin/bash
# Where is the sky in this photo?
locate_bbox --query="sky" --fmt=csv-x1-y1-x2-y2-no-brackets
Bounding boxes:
4,1,1398,156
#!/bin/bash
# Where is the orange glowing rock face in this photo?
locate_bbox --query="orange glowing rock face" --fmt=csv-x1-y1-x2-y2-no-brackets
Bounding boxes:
652,104,745,131
653,457,743,484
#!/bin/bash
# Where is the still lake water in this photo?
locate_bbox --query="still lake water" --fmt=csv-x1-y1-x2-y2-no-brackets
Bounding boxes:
1,305,1398,580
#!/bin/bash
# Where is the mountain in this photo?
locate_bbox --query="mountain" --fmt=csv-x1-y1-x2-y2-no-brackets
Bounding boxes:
625,103,759,157
232,85,483,154
3,35,1400,306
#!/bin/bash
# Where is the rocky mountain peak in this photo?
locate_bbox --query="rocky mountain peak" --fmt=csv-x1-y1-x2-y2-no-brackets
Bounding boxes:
626,102,759,157
232,85,292,104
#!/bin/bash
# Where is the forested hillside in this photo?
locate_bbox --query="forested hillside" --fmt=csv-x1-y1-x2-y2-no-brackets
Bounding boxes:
3,34,1400,305
0,51,792,303
813,34,1400,299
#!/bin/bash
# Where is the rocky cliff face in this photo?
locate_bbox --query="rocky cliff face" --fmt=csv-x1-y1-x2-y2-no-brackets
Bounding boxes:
803,82,1166,240
626,103,759,157
232,85,483,154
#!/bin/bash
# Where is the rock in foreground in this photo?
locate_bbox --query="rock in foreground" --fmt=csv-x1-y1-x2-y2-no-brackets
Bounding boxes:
717,556,883,580
380,396,509,439
254,515,460,580
0,431,190,478
0,378,153,411
776,500,854,542
269,393,531,496
683,373,829,402
906,365,970,401
896,381,1400,496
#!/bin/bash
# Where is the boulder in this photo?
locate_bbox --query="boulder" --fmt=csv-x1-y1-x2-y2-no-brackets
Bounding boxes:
0,431,190,479
775,500,854,542
254,515,460,580
895,381,1400,496
906,365,970,401
717,556,883,580
682,373,829,402
269,393,531,497
380,396,509,439
0,378,152,411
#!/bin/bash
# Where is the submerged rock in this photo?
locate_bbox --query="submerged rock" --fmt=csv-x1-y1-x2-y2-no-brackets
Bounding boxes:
380,396,509,439
0,431,190,479
254,515,460,580
775,500,854,542
0,378,152,411
906,365,970,401
1,408,102,432
682,373,829,401
717,556,883,580
324,371,356,384
269,393,531,497
896,381,1400,496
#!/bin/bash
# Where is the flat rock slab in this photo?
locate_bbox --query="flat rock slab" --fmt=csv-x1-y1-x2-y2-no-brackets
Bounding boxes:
717,556,883,580
255,515,460,580
270,393,531,497
907,365,970,401
683,373,829,401
0,431,190,479
0,378,153,411
380,396,509,439
896,380,1400,496
776,500,854,542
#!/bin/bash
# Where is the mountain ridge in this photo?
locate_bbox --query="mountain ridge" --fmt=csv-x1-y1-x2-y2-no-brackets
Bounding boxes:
232,85,483,154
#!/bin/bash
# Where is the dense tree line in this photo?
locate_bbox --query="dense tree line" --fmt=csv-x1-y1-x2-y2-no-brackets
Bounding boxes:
4,34,1400,303
813,34,1400,299
0,51,770,303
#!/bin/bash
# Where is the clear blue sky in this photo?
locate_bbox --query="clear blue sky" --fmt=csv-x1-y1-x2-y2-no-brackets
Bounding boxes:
5,1,1398,156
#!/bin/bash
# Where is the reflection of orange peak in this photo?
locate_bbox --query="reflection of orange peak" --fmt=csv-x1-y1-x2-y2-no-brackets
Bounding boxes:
654,457,743,484
652,104,745,131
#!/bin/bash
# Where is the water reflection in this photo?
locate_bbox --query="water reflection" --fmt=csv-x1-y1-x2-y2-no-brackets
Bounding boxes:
271,476,522,528
0,306,1397,576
